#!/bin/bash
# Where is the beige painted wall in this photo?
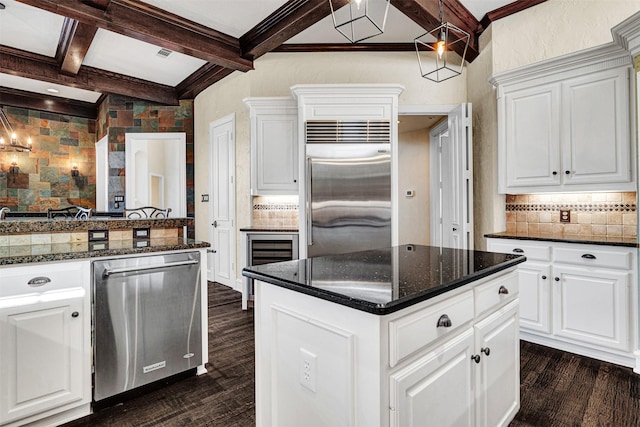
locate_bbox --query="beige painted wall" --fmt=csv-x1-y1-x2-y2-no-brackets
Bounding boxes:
467,0,640,250
195,52,467,282
398,128,431,245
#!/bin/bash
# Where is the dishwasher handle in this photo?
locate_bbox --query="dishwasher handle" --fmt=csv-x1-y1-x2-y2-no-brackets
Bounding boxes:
102,259,199,278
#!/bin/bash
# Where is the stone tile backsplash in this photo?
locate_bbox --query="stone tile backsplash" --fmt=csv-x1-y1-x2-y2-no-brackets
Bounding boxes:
506,192,637,238
252,196,299,228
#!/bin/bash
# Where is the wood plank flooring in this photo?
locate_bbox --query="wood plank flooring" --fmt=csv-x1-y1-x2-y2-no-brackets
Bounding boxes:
64,282,640,427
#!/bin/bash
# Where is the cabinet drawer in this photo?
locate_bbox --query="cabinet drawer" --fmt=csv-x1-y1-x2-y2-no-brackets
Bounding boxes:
553,247,632,270
389,291,473,367
487,239,551,261
0,261,86,298
475,271,519,317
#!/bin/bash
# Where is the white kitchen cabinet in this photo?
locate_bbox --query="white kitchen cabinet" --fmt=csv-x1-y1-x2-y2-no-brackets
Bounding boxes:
486,237,637,369
255,266,520,426
244,98,298,195
0,261,91,427
474,301,519,427
552,264,629,352
492,43,635,194
390,328,475,427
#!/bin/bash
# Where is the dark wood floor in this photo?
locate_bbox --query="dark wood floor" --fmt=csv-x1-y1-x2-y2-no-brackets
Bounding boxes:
65,282,640,426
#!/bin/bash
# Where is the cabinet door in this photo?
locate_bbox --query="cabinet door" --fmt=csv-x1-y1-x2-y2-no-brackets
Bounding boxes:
561,67,631,186
504,84,561,189
474,300,520,427
253,113,298,195
0,296,86,424
390,328,475,427
552,265,629,351
518,261,552,334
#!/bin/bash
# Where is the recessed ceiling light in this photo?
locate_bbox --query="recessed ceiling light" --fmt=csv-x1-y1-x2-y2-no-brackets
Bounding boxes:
46,88,60,94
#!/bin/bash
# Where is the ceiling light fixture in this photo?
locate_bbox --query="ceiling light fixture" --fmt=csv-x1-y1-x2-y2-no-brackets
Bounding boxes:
414,0,470,83
0,108,33,152
329,0,390,44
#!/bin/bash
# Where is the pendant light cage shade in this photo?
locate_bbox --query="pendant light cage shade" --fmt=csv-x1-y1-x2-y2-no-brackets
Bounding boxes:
329,0,390,44
414,22,470,83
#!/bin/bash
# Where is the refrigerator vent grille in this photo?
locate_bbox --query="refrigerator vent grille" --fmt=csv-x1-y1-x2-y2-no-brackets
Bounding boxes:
305,120,391,143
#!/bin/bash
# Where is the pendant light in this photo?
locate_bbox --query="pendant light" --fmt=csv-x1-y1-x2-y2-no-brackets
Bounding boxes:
0,107,32,152
414,0,470,82
329,0,390,44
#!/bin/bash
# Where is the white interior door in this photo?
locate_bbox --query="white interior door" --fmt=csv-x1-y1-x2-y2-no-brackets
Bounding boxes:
209,115,235,287
430,103,473,249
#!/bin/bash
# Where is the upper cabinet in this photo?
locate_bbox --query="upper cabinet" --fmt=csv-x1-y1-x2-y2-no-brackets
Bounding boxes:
244,98,298,196
491,44,635,194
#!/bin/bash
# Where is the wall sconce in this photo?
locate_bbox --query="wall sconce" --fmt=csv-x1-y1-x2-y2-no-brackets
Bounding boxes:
9,156,19,175
71,163,79,177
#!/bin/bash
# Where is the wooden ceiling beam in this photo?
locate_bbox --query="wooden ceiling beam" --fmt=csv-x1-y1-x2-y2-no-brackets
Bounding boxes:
0,45,178,105
274,43,416,53
391,0,480,62
176,63,235,100
240,0,350,60
16,0,253,72
479,0,547,30
0,86,98,119
58,20,99,76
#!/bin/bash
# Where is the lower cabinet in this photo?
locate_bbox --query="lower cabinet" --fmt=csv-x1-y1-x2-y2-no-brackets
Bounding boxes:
389,301,519,427
0,261,91,427
487,238,637,368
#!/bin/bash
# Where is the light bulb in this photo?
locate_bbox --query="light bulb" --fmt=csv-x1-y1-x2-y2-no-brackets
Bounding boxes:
11,132,17,144
436,40,445,58
0,137,4,145
27,137,32,146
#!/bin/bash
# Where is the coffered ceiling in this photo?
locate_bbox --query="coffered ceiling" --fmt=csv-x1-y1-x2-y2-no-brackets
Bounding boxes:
0,0,546,118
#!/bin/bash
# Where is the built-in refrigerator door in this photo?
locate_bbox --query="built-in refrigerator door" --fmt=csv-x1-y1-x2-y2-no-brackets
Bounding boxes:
306,144,391,258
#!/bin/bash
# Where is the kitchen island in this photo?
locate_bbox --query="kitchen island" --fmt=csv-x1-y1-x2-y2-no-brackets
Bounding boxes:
243,244,526,427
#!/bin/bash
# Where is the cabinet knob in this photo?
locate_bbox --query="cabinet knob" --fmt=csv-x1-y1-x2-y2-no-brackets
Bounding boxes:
471,354,481,364
481,347,491,356
554,277,560,282
498,285,509,295
541,275,547,280
552,171,558,176
436,314,452,328
71,311,79,318
294,179,297,183
565,170,570,175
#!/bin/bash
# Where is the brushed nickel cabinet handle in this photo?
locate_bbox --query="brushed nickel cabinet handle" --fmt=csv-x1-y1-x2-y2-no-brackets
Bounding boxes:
28,277,51,287
436,314,452,328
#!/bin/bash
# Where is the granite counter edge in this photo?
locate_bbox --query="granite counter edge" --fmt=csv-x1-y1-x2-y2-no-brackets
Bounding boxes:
485,232,638,248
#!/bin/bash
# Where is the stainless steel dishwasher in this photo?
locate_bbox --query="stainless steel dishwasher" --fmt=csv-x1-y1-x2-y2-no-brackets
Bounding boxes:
92,251,202,402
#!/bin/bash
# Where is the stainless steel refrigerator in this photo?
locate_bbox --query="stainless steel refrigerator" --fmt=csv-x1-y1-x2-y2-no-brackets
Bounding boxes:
305,142,391,258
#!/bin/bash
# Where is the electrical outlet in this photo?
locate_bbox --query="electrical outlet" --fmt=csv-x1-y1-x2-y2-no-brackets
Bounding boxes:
299,348,317,393
560,209,571,223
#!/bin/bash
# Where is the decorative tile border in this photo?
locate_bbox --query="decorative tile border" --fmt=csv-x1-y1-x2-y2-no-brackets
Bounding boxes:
253,203,299,211
506,202,636,212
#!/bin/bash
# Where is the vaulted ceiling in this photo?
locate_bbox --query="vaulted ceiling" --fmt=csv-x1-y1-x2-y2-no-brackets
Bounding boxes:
0,0,546,119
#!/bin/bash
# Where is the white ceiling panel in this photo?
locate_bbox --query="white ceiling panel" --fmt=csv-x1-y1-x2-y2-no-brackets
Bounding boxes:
0,73,102,103
0,0,65,57
288,5,428,44
140,0,290,38
82,29,207,86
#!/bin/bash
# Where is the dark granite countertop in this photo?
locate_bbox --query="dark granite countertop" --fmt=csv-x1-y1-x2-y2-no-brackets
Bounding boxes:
0,217,194,234
239,226,299,233
242,244,525,315
0,238,209,266
485,231,638,248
